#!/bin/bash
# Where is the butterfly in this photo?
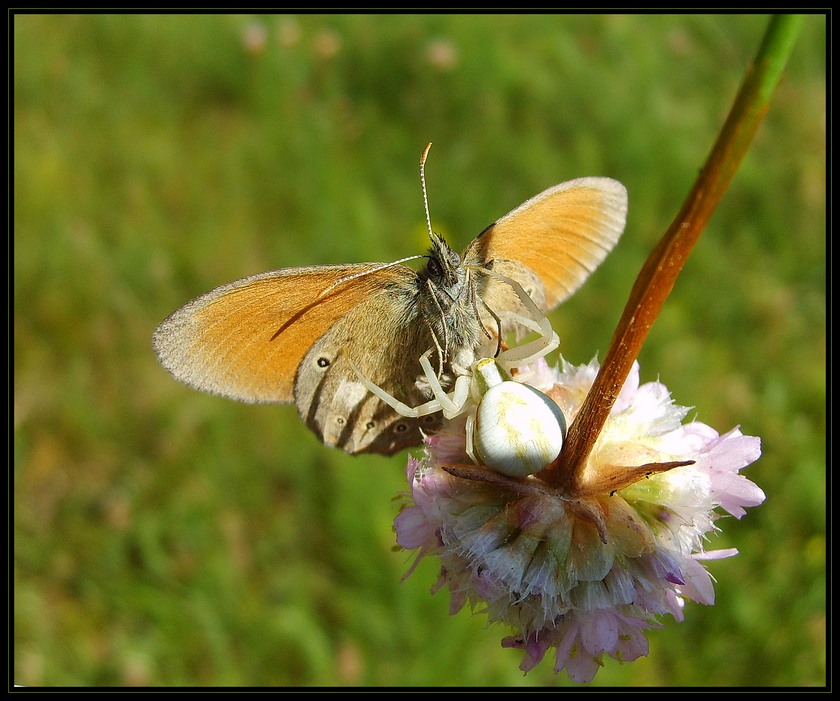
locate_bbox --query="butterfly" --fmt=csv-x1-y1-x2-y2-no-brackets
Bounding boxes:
153,145,627,456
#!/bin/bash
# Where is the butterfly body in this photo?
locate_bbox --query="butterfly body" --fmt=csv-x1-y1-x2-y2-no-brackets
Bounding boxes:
153,175,628,455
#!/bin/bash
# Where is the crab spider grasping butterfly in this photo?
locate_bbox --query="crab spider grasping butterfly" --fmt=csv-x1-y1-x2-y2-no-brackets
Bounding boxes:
353,271,567,477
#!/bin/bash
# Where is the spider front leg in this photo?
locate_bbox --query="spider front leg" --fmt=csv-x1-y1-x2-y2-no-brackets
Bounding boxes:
478,268,560,373
417,351,471,419
350,351,471,420
495,309,559,370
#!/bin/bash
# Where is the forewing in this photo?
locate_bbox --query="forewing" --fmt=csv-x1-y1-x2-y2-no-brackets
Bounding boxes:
153,264,415,404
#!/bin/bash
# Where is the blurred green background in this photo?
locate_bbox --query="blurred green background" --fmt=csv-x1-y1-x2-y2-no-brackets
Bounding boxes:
13,14,825,687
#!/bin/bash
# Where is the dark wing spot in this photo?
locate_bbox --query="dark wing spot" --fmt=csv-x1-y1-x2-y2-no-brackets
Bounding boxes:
317,357,331,368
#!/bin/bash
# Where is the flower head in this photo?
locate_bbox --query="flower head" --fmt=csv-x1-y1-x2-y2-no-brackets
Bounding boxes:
394,357,763,682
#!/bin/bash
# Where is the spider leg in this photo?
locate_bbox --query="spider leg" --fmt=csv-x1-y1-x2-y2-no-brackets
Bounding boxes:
474,267,560,371
495,310,559,370
350,359,444,418
418,350,471,419
465,413,479,465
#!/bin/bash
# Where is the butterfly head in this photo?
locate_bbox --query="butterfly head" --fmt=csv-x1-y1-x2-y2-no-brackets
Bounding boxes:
420,230,470,303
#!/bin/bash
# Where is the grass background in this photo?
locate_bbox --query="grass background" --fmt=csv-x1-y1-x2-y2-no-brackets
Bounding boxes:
13,13,825,687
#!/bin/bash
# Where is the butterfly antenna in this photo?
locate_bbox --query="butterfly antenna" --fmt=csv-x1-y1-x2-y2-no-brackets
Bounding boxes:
319,142,436,301
420,142,435,243
318,255,425,298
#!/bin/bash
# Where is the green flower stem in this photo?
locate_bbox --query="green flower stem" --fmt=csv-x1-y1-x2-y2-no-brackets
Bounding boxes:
547,15,804,492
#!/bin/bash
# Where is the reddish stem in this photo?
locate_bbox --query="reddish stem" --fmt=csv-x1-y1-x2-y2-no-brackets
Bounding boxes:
543,15,802,492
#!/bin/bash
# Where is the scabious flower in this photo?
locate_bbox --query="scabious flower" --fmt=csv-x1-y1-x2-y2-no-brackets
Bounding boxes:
394,357,764,682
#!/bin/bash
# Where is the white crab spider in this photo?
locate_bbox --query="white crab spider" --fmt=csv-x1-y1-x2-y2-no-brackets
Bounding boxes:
465,357,567,476
354,274,567,477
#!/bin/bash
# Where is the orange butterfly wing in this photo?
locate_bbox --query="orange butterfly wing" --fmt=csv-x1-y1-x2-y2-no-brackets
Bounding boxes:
153,264,414,403
465,177,628,310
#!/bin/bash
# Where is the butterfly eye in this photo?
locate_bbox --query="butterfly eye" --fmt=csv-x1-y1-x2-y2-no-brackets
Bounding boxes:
427,258,442,277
